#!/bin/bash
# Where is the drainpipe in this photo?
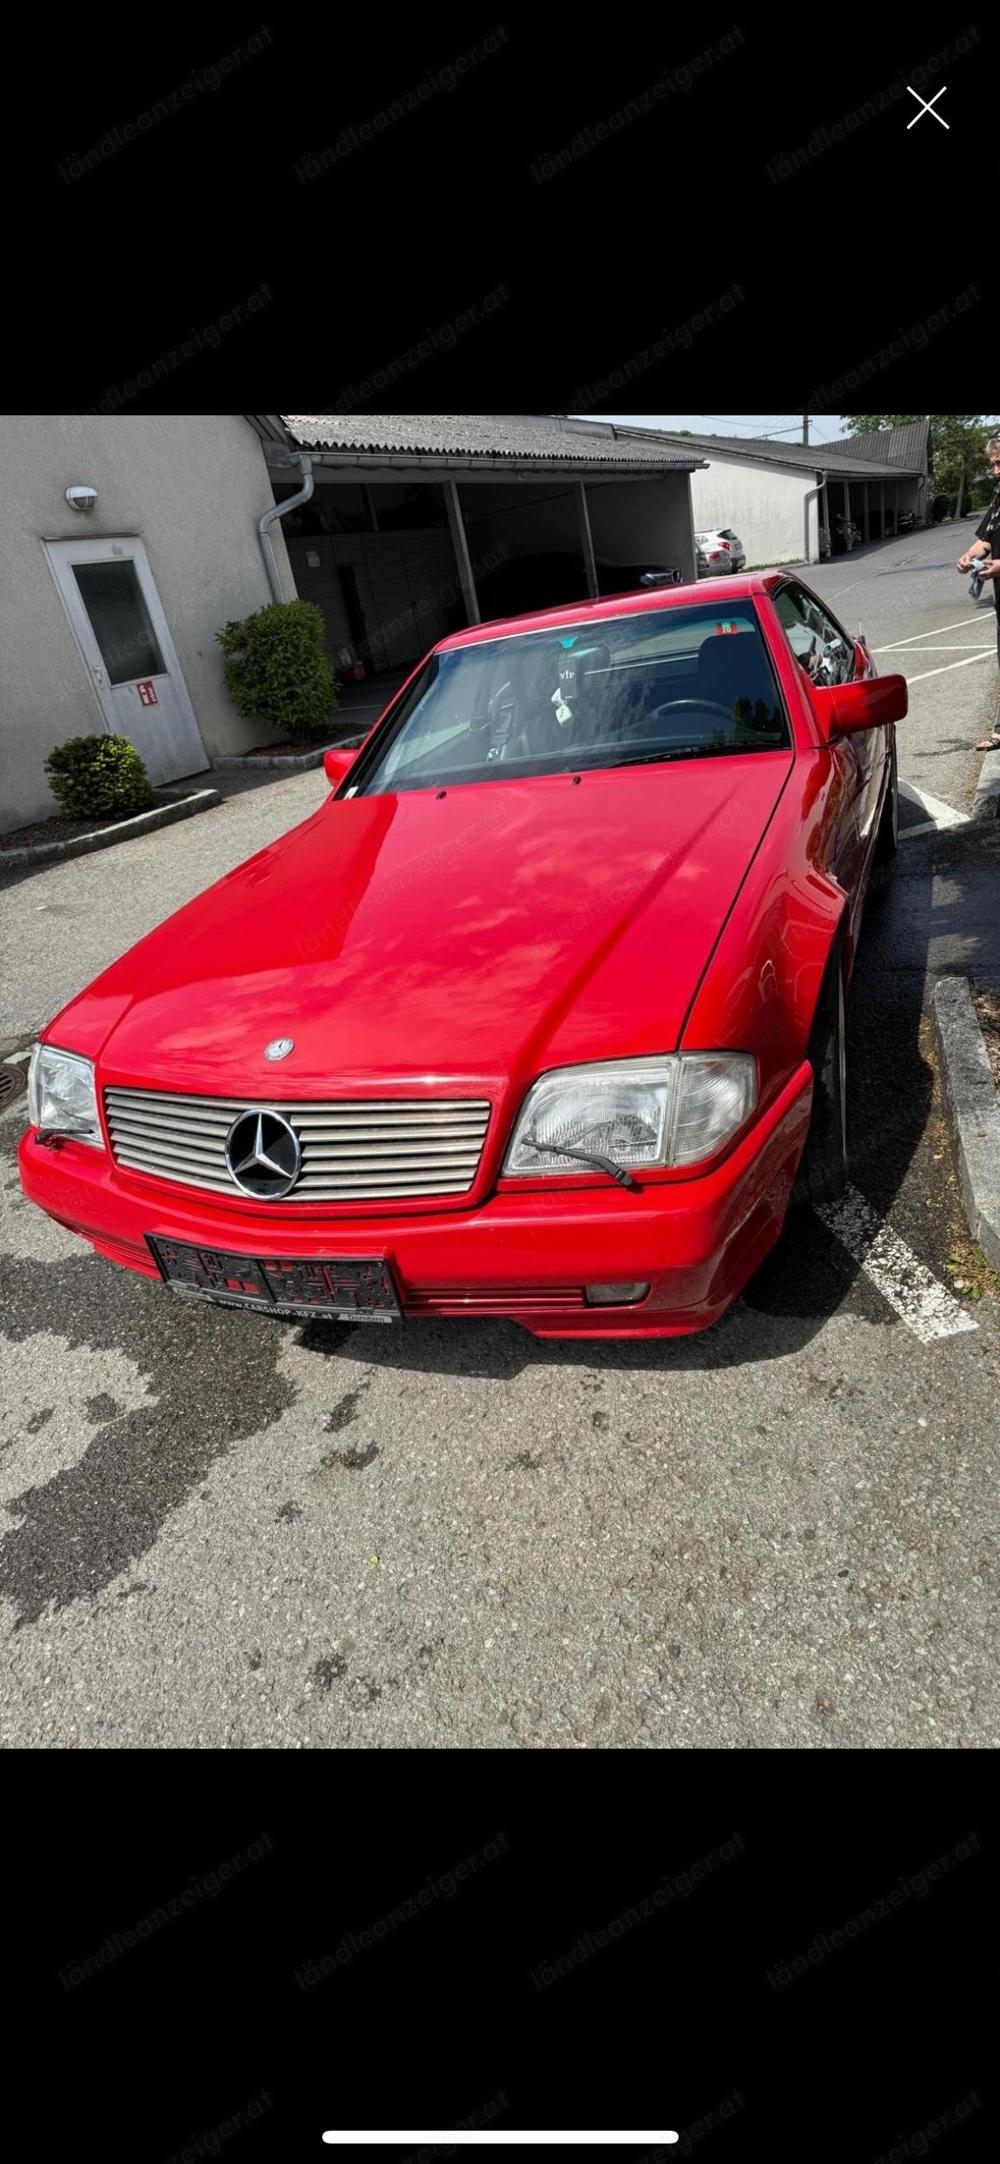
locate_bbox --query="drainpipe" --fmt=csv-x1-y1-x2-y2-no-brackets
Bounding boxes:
804,473,827,564
257,451,314,601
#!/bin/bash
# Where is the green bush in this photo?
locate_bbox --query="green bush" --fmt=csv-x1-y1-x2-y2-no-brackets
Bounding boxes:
216,599,337,741
44,734,156,820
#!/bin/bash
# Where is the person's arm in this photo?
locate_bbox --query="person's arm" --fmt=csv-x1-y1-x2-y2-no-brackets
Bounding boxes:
957,513,991,570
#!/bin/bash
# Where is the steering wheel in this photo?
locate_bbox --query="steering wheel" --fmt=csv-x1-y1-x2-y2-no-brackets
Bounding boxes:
651,698,736,722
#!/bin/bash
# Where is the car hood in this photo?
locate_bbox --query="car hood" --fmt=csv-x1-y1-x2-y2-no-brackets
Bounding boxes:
59,758,791,1096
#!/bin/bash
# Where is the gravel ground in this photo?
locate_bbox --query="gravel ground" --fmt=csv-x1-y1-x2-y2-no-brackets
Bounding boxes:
972,987,1000,1090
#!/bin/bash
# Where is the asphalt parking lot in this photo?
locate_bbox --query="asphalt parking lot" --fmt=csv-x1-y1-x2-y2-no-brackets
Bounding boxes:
2,527,998,1749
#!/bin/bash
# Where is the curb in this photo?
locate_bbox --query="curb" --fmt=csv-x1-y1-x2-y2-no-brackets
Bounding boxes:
213,732,366,772
931,976,1000,1275
0,787,220,873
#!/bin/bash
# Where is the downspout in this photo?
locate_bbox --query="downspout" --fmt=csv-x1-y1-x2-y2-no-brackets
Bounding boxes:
804,472,827,564
257,451,314,601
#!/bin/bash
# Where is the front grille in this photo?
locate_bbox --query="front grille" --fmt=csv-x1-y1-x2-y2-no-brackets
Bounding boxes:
103,1087,492,1203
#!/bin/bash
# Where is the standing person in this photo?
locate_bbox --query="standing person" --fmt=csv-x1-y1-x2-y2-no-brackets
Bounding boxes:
957,432,1000,748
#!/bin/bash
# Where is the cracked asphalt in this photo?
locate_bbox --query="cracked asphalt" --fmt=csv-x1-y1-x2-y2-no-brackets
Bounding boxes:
2,526,999,1748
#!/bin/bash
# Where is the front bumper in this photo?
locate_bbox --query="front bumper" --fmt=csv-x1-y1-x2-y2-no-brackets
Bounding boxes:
18,1066,812,1338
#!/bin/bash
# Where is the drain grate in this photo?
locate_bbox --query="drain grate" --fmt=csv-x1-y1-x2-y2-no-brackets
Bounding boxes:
0,1062,27,1109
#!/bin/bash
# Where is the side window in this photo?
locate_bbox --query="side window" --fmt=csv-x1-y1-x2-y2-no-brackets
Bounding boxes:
772,582,855,687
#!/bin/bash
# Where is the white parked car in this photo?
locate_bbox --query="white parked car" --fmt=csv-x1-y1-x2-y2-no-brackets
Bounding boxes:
696,529,746,575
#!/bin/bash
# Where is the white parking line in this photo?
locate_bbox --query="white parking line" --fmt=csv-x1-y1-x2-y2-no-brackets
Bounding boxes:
898,781,969,834
872,615,988,648
321,2142,680,2151
818,1185,978,1343
900,654,993,687
873,644,993,653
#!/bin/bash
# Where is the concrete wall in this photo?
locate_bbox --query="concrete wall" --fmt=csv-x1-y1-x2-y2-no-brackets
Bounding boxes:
287,527,461,673
458,473,697,585
0,415,291,832
458,482,583,564
584,474,697,583
689,458,808,566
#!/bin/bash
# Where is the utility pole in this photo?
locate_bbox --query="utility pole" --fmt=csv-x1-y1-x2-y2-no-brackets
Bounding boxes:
802,414,810,446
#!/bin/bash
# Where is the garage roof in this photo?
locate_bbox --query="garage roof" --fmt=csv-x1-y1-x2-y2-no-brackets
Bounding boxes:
614,421,930,479
266,414,705,470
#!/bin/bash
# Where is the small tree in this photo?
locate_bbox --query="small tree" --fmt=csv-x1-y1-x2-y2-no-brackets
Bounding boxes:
216,600,337,743
44,734,155,820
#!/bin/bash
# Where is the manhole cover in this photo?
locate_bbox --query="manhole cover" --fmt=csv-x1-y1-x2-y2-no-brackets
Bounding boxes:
0,1062,27,1109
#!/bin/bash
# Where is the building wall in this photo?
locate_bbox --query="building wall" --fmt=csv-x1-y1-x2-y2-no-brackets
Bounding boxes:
584,474,697,582
0,415,291,832
286,528,461,675
689,459,808,565
459,473,697,585
458,482,583,565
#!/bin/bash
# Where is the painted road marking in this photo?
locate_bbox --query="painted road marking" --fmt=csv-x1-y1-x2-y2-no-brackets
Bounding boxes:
872,615,989,648
900,654,994,687
321,2142,680,2151
898,781,969,836
873,644,993,653
818,1185,978,1344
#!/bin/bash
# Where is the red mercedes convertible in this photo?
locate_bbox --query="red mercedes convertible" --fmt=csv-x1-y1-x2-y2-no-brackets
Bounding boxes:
19,571,906,1339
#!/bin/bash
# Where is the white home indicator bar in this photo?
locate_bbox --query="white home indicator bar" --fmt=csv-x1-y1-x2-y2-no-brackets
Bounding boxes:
322,2138,679,2148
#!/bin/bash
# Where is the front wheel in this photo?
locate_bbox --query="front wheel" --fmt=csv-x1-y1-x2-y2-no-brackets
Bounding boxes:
795,945,848,1208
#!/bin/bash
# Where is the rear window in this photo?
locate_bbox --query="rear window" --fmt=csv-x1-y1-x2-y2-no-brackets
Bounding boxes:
350,599,790,796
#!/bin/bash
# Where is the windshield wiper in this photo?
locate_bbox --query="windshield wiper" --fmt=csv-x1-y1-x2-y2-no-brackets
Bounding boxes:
609,744,735,769
522,1140,642,1192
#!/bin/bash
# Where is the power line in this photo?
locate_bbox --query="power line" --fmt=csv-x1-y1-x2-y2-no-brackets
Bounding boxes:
697,416,791,429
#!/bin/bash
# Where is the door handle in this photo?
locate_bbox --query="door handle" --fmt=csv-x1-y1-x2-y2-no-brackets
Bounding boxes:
90,663,106,688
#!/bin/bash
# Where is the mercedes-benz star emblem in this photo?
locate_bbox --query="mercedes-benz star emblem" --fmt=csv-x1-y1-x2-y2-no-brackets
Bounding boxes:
225,1109,302,1199
264,1037,294,1062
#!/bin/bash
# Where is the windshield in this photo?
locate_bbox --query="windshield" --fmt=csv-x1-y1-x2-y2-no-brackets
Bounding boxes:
351,599,789,796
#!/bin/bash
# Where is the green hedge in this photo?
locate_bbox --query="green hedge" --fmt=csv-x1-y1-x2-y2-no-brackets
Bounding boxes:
44,734,156,820
216,599,337,740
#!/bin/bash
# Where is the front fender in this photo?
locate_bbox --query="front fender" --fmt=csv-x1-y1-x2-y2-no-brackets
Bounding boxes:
679,752,850,1116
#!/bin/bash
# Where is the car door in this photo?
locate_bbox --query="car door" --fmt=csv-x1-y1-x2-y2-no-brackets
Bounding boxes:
771,578,884,917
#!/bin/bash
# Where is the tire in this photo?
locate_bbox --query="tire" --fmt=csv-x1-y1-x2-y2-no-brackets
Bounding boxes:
796,943,848,1207
874,729,899,863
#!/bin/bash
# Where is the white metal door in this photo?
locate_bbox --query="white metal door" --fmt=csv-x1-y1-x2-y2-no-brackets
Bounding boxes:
43,536,209,784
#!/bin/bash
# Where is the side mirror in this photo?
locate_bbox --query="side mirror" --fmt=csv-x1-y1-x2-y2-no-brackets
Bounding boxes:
812,672,908,743
323,745,358,790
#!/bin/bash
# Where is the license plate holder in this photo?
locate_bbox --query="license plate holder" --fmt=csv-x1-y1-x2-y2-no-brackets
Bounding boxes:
146,1237,402,1322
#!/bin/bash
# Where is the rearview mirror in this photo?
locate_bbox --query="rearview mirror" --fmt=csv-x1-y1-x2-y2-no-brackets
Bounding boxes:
323,745,358,789
812,672,908,742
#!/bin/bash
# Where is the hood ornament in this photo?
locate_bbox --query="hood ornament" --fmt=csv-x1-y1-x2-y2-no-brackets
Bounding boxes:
264,1037,294,1062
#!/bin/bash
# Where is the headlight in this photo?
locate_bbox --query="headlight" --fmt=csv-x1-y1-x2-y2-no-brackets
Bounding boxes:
27,1043,103,1147
503,1054,757,1176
